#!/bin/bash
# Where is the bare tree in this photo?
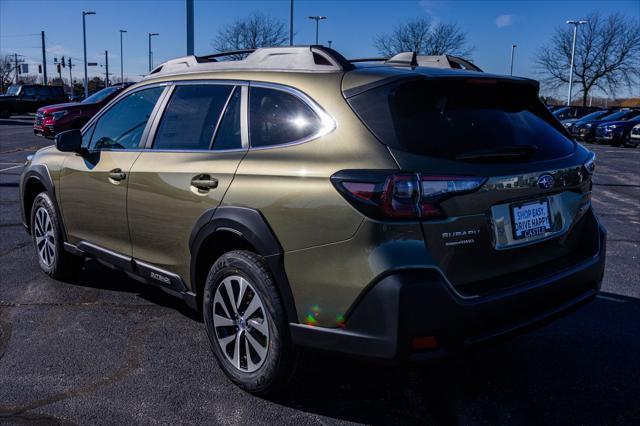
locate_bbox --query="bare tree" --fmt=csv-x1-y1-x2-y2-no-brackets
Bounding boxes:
535,12,640,106
0,55,16,93
375,18,473,58
212,12,288,59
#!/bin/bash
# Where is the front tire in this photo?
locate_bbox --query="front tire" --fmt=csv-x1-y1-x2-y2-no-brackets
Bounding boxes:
30,192,81,279
203,250,295,395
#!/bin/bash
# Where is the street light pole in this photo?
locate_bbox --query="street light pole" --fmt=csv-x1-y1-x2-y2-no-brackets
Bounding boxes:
119,30,127,82
82,11,95,98
186,0,194,55
308,16,327,45
566,20,587,106
105,50,109,87
289,0,294,46
41,31,47,85
148,33,159,72
509,44,516,76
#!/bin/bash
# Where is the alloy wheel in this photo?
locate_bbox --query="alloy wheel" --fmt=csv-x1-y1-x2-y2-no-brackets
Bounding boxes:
34,207,55,267
213,275,270,372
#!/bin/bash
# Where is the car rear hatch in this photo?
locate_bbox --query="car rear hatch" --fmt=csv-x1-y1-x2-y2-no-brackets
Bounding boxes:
343,71,597,297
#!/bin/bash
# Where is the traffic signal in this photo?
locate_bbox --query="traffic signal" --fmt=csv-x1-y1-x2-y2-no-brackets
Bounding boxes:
38,65,42,73
61,56,65,68
57,63,61,73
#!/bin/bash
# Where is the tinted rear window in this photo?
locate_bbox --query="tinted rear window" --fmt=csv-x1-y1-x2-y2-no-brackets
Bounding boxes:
347,78,575,162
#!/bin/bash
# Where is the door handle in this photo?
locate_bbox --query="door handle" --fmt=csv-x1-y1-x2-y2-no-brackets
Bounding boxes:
191,174,218,190
109,168,127,182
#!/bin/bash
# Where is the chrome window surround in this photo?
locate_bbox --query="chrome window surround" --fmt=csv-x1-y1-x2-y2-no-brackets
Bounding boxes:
248,81,337,150
79,79,336,153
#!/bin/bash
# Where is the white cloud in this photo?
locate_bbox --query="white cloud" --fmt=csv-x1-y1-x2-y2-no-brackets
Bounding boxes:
495,14,515,28
46,44,70,56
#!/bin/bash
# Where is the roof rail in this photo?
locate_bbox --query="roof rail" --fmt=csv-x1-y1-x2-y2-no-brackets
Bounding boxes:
145,45,355,79
196,49,256,62
417,54,483,72
349,57,388,63
385,51,418,67
347,52,482,72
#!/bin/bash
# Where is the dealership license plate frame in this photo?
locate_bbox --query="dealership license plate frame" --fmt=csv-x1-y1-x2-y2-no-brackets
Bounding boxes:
510,199,553,241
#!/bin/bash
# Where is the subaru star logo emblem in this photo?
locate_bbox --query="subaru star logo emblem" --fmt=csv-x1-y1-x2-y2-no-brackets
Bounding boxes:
537,174,555,190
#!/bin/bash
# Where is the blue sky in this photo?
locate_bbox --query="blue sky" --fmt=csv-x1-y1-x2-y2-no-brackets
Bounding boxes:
1,0,638,97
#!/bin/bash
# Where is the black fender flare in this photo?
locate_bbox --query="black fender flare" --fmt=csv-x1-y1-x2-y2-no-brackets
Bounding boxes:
189,206,298,323
20,164,68,241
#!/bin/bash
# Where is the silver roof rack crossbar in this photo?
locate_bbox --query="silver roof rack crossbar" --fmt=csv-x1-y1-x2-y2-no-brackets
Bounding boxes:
347,52,482,72
385,51,418,67
145,46,354,79
417,54,483,72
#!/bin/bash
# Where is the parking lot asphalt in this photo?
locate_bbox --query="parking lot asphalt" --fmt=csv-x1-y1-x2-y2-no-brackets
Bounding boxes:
1,115,639,425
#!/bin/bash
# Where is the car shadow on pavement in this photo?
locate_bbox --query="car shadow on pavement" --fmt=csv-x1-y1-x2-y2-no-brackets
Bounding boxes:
273,293,640,425
52,263,640,424
65,259,202,322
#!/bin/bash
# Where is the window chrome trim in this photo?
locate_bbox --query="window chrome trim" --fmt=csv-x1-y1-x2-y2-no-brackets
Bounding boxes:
247,81,337,150
80,79,336,154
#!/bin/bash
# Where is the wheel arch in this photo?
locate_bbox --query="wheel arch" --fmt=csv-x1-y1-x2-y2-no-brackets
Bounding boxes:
21,165,66,239
190,206,298,323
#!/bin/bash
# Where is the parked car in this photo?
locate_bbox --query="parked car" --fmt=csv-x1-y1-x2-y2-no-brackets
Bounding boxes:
0,84,67,118
571,109,640,143
552,106,601,121
627,123,640,147
595,115,640,147
561,109,613,133
20,47,605,395
34,83,132,139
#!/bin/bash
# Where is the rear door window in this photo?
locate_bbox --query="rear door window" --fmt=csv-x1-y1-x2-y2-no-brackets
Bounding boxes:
347,78,575,163
249,87,322,148
212,87,242,150
153,84,233,150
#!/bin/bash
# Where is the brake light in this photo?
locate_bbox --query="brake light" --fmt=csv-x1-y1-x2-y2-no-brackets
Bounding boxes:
331,171,485,221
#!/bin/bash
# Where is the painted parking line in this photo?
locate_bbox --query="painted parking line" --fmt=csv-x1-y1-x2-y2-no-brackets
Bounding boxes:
0,164,24,172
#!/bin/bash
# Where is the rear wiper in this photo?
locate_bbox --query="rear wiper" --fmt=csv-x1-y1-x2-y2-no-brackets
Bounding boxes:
455,145,538,162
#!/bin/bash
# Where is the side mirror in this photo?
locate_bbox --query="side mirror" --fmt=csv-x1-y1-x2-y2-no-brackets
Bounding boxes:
55,129,85,154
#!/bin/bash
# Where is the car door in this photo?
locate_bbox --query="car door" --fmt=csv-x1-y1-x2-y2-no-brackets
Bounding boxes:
127,82,247,282
59,85,167,256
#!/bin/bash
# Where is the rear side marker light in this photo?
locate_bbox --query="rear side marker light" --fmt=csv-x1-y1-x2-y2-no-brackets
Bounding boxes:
411,336,438,350
331,170,486,221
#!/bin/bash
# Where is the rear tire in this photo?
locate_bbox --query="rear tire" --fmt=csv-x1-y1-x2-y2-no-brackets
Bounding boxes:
203,250,295,395
30,192,82,279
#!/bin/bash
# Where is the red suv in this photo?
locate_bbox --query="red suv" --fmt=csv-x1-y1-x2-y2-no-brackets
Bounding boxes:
34,83,132,139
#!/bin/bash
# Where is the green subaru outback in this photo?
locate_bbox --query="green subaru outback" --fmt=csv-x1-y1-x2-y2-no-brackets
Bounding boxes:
20,46,605,395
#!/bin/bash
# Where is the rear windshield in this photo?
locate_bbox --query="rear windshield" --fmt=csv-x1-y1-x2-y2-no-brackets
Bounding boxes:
347,78,575,162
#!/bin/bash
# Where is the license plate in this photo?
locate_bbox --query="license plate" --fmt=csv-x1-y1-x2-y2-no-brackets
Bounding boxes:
511,200,552,240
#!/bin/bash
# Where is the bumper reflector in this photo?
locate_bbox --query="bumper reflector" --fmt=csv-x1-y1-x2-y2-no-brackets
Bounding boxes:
411,336,438,350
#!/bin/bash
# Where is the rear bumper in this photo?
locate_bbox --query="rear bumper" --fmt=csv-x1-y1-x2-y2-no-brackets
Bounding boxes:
291,219,606,363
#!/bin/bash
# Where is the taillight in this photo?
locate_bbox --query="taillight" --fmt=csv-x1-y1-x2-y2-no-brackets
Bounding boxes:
331,170,485,221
